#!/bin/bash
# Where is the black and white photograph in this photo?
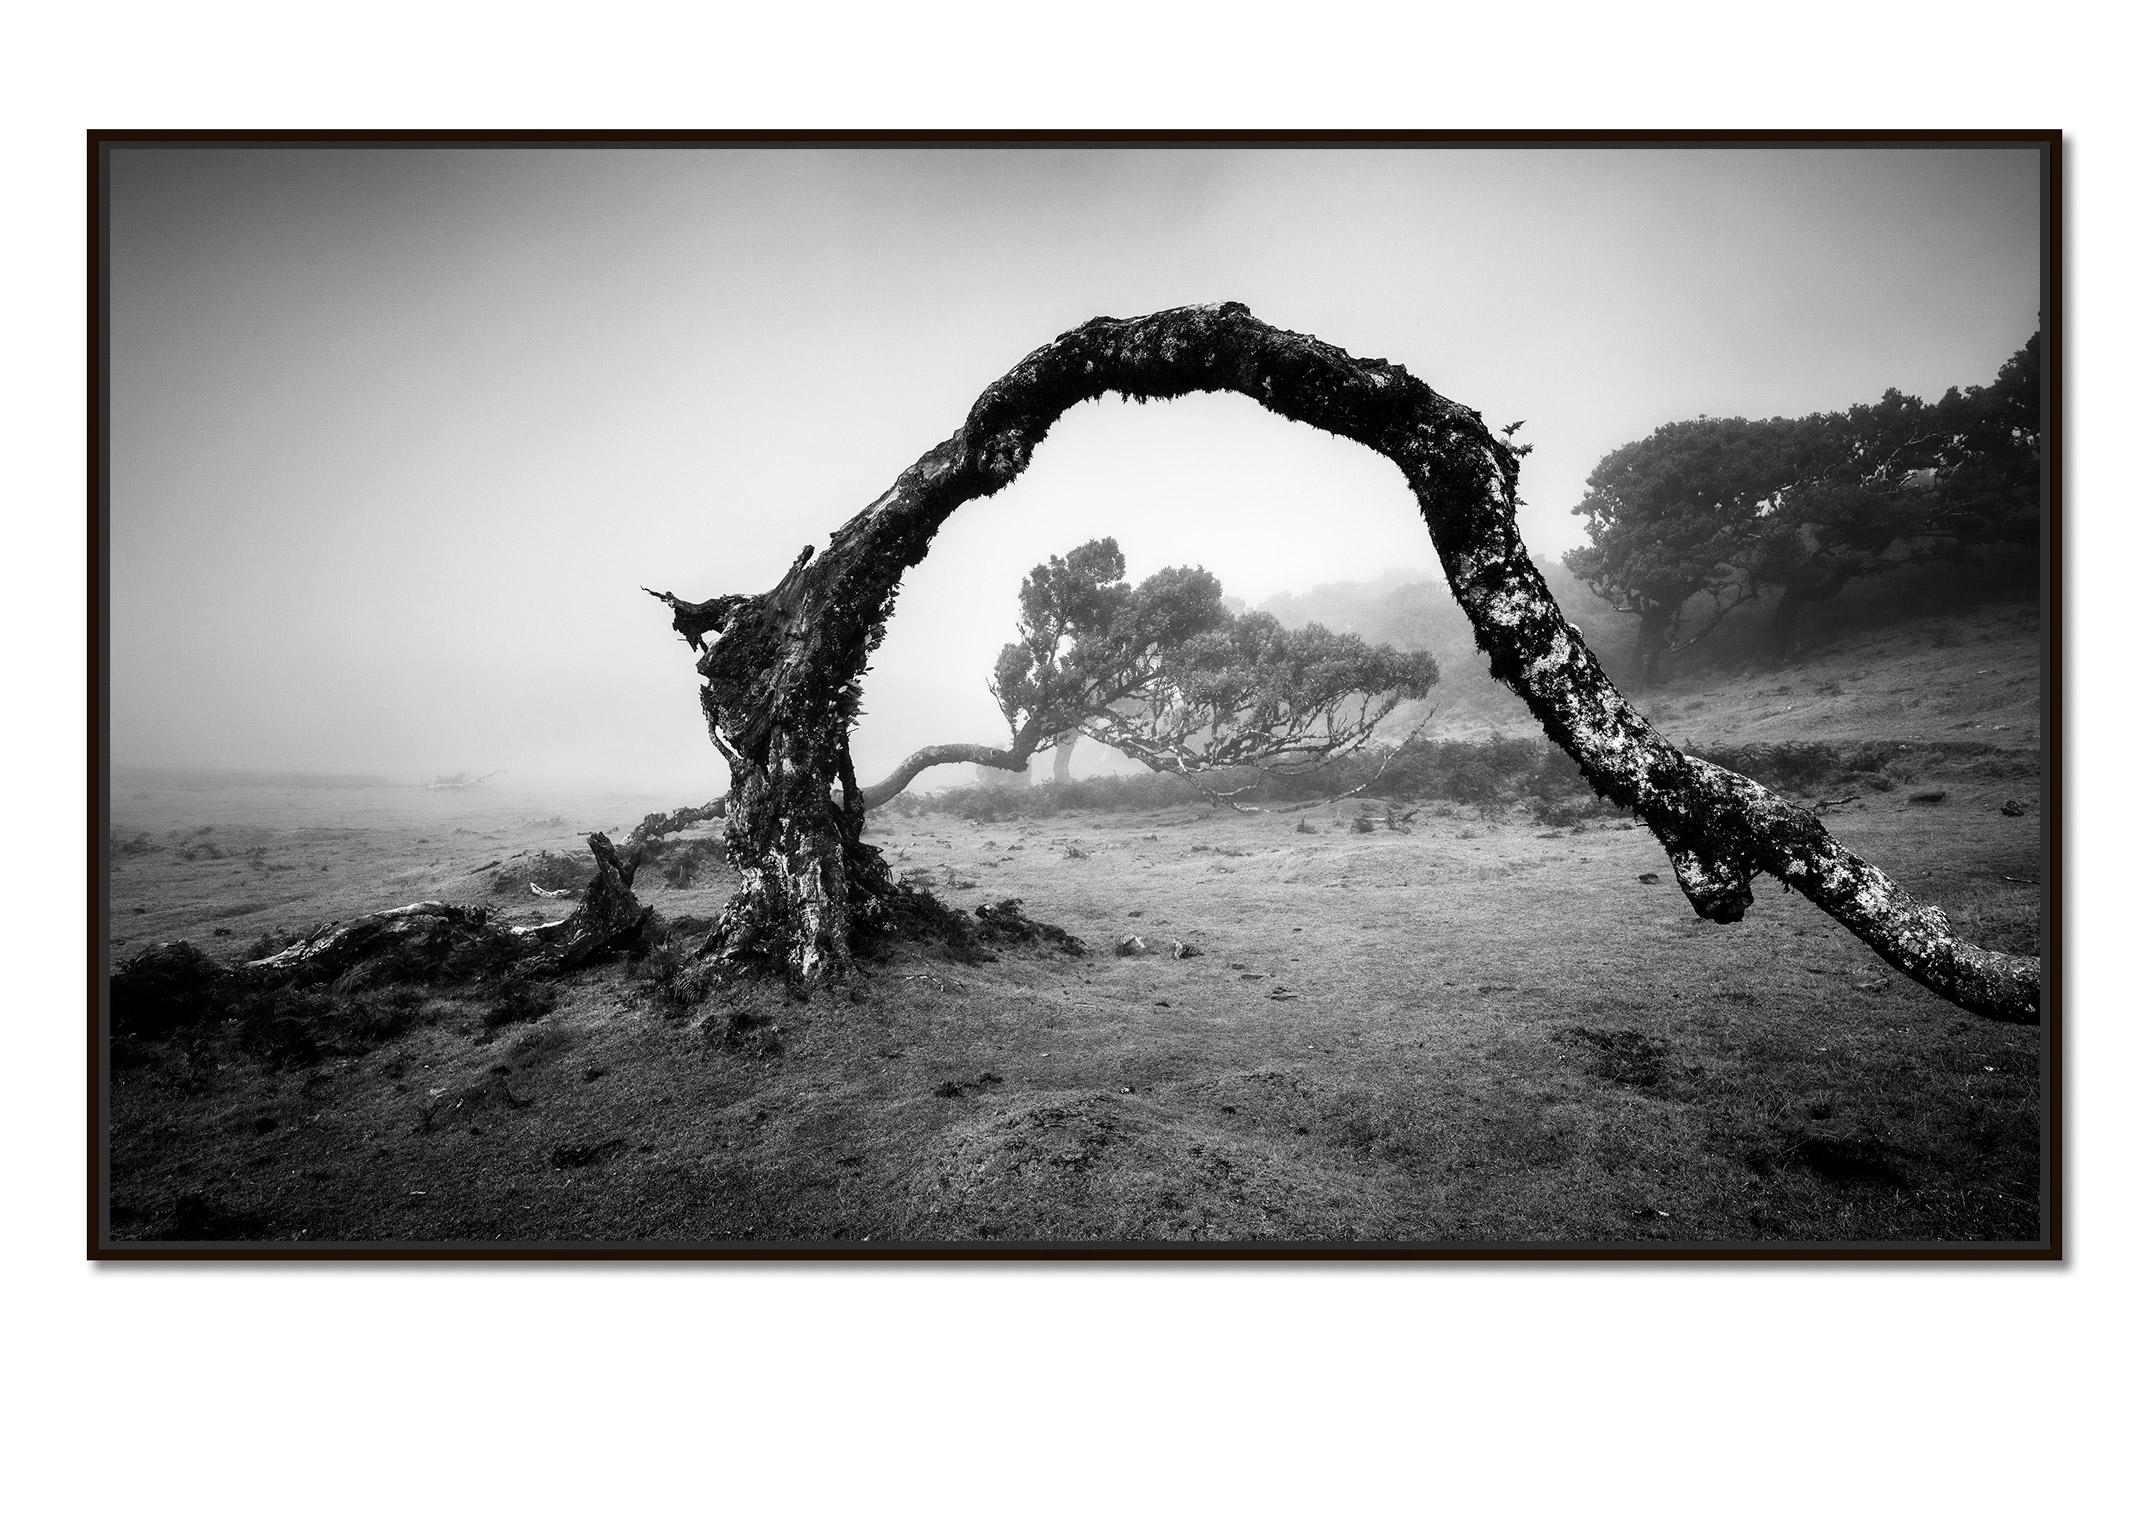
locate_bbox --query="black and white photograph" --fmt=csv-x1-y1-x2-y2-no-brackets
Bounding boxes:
94,134,2054,1255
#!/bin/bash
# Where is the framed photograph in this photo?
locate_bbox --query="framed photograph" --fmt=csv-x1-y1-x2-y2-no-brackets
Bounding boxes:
92,132,2055,1257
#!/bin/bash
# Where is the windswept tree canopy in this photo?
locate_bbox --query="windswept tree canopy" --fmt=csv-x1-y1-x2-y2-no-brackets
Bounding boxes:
1924,330,2043,548
988,538,1228,757
1568,333,2044,665
856,536,1439,807
1743,392,1945,637
1087,610,1440,786
1563,416,1806,681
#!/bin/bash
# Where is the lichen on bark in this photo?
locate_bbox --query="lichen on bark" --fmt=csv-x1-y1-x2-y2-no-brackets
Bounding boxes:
655,302,2039,1023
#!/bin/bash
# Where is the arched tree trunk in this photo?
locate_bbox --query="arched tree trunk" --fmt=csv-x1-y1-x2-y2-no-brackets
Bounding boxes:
653,302,2037,1022
1051,730,1079,783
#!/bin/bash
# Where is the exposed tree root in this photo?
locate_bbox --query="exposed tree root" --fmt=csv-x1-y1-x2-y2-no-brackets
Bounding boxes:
111,834,657,1050
967,898,1087,958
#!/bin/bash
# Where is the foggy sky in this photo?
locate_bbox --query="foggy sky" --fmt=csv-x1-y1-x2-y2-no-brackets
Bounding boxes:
106,142,2043,799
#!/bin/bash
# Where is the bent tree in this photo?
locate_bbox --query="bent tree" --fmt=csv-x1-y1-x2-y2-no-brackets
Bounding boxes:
853,537,1228,808
1562,416,1804,688
1076,608,1438,797
652,303,2039,1024
851,536,1439,809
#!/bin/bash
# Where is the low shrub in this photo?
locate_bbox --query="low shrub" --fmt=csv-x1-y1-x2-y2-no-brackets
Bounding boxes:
913,734,1608,821
1519,750,1595,804
243,928,303,962
110,942,225,1042
896,732,1963,828
230,983,430,1070
477,975,560,1033
643,837,726,889
1685,739,1862,793
924,772,1205,823
629,932,708,1021
1526,794,1591,828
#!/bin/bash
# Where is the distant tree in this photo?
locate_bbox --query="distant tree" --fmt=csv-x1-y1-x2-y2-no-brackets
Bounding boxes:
1562,417,1804,687
1566,334,2044,668
1926,330,2043,546
1744,393,1944,655
1748,333,2042,654
856,538,1225,808
1083,610,1441,798
856,538,1440,808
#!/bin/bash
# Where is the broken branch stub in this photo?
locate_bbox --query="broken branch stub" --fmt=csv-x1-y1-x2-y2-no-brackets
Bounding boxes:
661,302,2038,1022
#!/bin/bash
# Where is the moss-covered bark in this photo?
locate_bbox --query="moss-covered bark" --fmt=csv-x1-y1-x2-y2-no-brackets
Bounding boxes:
656,302,2039,1022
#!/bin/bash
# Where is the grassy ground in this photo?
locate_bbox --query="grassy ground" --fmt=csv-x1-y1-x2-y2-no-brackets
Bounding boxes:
102,603,2047,1249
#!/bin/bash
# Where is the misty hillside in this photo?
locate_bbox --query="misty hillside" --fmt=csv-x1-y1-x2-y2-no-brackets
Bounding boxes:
1240,559,2040,744
1240,562,1638,737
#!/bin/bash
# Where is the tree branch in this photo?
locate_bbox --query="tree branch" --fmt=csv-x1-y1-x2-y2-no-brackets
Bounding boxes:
857,739,1041,810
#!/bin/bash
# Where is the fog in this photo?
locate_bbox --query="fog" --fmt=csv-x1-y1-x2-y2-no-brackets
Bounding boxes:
106,142,2042,801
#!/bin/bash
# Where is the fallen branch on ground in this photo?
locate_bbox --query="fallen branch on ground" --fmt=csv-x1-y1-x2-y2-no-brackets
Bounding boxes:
112,834,659,1045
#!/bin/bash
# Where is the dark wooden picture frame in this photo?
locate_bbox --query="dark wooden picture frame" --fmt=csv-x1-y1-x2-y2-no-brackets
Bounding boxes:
90,131,2058,1259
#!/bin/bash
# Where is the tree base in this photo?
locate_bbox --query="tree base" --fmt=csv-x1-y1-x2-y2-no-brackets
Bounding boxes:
701,855,1086,978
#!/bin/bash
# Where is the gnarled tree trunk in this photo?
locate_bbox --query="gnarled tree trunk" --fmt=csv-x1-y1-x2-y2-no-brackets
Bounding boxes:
654,302,2038,1022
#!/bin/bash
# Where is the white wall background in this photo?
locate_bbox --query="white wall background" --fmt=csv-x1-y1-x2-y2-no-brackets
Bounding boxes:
9,6,2140,1537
